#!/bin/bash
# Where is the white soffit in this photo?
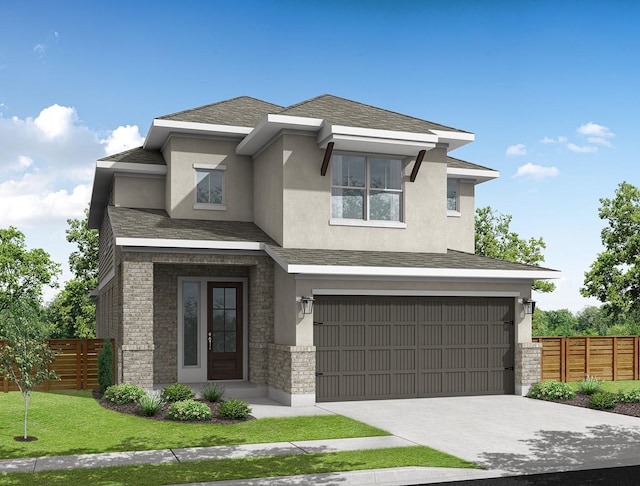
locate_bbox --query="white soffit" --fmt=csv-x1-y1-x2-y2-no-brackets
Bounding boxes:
143,119,252,150
447,167,499,184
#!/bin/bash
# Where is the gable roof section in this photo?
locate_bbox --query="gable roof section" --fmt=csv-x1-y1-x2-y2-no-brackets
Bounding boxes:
278,94,470,135
446,156,492,172
158,96,284,127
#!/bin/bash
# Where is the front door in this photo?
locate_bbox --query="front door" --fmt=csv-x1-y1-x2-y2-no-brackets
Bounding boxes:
207,282,243,380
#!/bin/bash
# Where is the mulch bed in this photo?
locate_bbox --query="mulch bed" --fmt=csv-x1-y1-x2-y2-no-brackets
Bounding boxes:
93,390,255,424
556,392,640,418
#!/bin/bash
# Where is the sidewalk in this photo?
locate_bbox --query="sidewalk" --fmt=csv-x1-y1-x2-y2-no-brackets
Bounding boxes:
0,436,504,484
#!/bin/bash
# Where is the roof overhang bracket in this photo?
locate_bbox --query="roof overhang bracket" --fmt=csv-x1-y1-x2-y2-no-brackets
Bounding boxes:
409,150,426,182
320,142,334,176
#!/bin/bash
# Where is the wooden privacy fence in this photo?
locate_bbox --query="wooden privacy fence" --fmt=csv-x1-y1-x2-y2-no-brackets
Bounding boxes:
533,336,640,382
1,338,115,392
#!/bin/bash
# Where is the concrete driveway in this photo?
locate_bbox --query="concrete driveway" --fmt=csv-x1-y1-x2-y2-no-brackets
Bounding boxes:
318,395,640,474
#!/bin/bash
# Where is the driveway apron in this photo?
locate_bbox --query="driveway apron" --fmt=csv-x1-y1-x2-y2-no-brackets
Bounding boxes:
318,395,640,474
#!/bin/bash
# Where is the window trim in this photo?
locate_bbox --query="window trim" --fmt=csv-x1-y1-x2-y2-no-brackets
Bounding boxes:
330,153,405,224
194,163,227,210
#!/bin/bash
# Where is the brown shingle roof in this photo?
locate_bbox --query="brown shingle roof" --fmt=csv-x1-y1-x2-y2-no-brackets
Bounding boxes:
99,147,165,165
267,246,556,273
446,156,494,172
278,94,470,135
157,96,284,127
109,207,277,245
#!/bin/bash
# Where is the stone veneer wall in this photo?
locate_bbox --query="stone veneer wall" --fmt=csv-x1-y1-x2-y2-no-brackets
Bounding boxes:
267,344,316,396
118,251,273,389
515,342,542,395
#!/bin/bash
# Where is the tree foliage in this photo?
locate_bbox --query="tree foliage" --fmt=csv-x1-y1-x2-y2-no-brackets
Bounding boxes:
0,304,58,440
0,227,60,315
46,210,98,338
533,306,640,336
581,182,640,317
474,207,555,293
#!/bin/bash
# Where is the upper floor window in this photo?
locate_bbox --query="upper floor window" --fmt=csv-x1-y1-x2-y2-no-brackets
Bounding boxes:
447,178,459,214
331,155,403,222
194,163,226,210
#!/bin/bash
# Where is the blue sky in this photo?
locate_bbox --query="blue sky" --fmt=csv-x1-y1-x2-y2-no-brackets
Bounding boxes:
1,0,638,312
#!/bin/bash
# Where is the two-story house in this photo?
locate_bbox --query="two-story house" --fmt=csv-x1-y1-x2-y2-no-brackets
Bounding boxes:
88,94,559,406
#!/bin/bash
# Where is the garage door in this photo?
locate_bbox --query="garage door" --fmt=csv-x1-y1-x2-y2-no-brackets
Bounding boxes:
314,296,514,402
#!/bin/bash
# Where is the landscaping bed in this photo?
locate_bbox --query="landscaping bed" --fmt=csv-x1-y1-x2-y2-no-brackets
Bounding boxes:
93,390,255,424
558,392,640,418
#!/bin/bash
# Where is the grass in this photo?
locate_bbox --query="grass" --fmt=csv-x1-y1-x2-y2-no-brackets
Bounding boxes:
0,446,479,485
0,391,387,459
568,379,640,394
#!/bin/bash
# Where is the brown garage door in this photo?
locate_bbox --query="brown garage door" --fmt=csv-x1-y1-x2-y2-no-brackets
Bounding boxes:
314,296,514,402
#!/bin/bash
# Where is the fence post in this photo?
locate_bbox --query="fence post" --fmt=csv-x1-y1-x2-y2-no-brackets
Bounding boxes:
561,337,566,382
585,336,590,379
613,336,618,381
635,337,640,381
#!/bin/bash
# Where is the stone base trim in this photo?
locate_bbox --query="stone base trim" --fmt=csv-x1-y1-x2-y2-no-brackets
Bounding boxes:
515,342,542,396
268,387,316,407
122,344,155,351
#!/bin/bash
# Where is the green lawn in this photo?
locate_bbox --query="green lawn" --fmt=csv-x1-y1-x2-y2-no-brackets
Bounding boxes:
568,379,640,393
0,391,387,459
0,447,479,485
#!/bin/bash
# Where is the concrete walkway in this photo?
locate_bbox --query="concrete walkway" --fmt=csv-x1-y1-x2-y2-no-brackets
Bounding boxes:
0,436,501,485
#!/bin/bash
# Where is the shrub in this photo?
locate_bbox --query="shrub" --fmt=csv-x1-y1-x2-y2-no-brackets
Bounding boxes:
527,380,575,401
589,392,619,410
218,398,252,419
203,383,225,402
161,383,195,402
97,340,114,394
166,399,211,421
618,388,640,403
578,376,603,395
103,383,146,404
138,392,163,417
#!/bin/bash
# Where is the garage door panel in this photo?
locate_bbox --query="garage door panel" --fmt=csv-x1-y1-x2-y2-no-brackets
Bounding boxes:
315,297,514,401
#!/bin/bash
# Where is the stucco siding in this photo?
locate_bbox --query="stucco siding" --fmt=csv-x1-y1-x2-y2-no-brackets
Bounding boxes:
445,181,475,253
163,137,254,221
113,175,165,210
253,136,284,245
281,134,449,253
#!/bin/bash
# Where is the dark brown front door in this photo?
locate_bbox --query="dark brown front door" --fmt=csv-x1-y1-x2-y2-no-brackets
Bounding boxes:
207,282,243,380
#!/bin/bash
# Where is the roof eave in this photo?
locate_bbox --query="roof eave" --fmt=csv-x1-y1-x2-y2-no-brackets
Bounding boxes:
429,129,475,151
143,118,252,150
447,167,500,184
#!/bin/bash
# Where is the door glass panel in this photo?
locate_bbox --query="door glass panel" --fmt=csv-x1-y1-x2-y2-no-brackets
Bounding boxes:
213,332,225,352
182,281,199,367
212,288,224,308
225,310,236,331
225,332,236,352
212,310,224,330
225,288,236,309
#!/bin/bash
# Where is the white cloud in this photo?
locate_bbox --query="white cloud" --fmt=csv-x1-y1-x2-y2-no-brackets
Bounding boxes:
101,125,144,155
34,104,77,140
587,137,612,147
577,122,614,139
506,144,527,156
33,44,46,56
0,172,89,227
567,143,598,154
514,162,559,180
540,136,567,144
17,155,33,169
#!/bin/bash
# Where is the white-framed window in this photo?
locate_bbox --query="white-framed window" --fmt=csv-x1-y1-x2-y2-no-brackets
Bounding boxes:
331,154,404,223
194,163,226,210
447,178,460,214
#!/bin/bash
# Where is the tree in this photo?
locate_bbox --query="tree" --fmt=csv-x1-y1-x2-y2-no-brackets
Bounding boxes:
0,303,58,440
581,182,640,317
475,207,555,293
0,227,60,316
47,210,98,338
